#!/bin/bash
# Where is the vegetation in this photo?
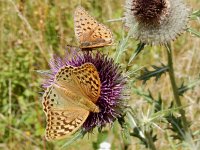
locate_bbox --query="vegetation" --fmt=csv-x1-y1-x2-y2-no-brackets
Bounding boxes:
0,0,199,149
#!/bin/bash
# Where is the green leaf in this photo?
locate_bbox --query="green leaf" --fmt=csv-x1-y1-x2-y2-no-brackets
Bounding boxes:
154,93,162,113
130,129,157,148
128,42,146,65
178,78,200,96
187,28,200,38
165,103,191,141
61,131,84,149
115,24,138,63
189,10,200,20
138,64,169,84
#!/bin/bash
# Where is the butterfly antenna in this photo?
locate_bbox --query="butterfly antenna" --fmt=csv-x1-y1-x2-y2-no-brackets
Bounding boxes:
107,17,125,22
35,70,51,75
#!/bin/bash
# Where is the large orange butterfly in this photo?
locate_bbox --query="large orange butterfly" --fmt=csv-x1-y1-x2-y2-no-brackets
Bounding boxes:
42,63,100,140
74,6,114,50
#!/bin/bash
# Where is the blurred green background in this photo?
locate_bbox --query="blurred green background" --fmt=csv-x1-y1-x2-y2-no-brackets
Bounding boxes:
0,0,200,150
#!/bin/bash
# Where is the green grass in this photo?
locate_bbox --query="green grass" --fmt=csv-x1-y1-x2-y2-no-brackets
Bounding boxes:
0,0,200,150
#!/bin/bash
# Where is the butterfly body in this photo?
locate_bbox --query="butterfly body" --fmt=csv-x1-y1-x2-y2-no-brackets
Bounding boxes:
42,63,101,140
74,6,114,49
80,38,110,49
53,84,100,113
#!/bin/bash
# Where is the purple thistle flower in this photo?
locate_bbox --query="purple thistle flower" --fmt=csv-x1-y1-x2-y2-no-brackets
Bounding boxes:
42,47,127,132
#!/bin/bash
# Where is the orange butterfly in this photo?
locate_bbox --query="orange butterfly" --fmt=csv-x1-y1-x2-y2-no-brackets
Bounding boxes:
42,63,100,140
74,6,114,50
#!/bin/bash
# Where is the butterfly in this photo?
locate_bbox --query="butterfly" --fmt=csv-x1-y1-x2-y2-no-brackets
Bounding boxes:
42,63,101,140
74,6,114,49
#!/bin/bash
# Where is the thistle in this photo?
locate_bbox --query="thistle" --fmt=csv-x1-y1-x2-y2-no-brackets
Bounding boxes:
124,0,190,44
42,47,127,139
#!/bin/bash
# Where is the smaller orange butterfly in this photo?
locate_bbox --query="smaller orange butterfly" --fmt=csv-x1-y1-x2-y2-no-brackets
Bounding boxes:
74,6,114,49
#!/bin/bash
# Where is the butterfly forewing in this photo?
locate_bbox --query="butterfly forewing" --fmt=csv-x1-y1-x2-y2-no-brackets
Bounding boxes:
74,6,113,49
72,63,101,103
74,6,97,42
53,65,84,97
54,64,101,105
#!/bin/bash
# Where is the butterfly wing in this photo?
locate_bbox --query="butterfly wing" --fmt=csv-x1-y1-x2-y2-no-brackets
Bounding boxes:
74,6,113,49
74,6,97,43
53,65,83,97
46,108,89,141
54,63,101,104
42,86,89,140
72,63,101,103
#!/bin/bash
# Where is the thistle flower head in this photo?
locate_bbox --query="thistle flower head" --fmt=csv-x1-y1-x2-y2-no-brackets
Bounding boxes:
124,0,190,44
42,47,127,132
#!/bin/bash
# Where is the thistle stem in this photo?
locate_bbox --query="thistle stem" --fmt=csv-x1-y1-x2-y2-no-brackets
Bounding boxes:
127,112,157,150
165,43,189,133
145,131,157,150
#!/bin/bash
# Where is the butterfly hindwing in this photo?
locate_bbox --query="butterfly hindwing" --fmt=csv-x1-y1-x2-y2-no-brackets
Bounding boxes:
45,107,89,140
43,86,89,140
74,6,113,49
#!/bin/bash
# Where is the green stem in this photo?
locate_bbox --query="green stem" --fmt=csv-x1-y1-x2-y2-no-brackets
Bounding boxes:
127,112,157,150
145,131,157,150
165,43,189,132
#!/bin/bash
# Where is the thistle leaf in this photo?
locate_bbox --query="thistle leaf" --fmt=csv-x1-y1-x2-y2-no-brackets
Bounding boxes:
130,129,157,148
138,64,169,84
187,28,200,38
154,93,162,113
178,77,200,96
128,42,146,65
189,10,200,20
165,103,191,141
